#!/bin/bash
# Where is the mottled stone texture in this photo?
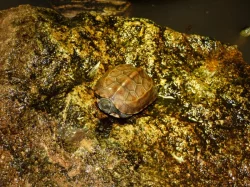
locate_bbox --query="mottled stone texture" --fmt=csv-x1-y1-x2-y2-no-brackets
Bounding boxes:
0,5,249,186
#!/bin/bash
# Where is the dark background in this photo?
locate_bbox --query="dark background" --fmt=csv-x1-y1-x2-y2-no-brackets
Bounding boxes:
1,0,249,63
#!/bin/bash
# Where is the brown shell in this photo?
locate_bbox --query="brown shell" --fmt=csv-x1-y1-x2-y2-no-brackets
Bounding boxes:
94,64,157,115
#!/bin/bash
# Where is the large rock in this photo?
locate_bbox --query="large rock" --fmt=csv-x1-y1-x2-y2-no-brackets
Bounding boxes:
0,5,249,186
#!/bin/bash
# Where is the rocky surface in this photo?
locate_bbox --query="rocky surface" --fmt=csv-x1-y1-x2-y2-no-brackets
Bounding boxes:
0,5,249,186
50,0,131,18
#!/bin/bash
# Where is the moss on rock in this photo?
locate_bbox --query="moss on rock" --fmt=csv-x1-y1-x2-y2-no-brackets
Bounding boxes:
0,5,249,186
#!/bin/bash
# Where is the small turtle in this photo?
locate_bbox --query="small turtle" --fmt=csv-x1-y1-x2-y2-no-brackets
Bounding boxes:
94,64,157,118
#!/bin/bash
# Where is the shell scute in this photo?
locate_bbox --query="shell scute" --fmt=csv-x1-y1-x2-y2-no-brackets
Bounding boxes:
126,91,138,101
126,81,136,91
132,73,142,84
135,84,145,97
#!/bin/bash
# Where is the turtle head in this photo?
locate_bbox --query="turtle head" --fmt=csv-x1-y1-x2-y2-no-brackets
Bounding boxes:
97,98,131,118
97,98,113,114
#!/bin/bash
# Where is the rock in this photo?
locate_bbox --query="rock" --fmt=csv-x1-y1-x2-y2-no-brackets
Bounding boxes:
0,5,249,186
50,0,131,18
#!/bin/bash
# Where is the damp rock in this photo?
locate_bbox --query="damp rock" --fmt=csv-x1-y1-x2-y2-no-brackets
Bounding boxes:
0,5,250,186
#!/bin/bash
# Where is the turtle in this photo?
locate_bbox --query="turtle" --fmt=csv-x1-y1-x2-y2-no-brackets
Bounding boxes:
94,64,157,118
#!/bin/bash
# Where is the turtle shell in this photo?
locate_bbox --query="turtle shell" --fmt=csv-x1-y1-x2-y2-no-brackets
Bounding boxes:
94,64,157,117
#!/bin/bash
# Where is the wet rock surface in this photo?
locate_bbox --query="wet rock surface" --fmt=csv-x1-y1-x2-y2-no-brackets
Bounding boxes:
0,5,249,186
50,0,131,18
